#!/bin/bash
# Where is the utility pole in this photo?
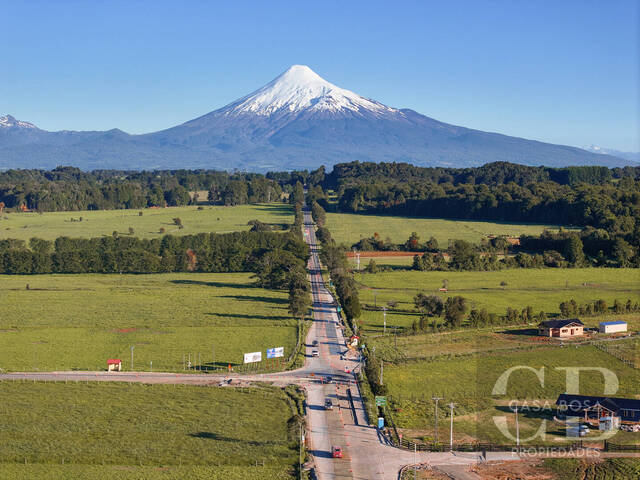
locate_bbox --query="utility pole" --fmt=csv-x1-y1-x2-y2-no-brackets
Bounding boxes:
448,402,456,451
380,359,384,385
432,396,443,444
299,422,304,479
413,442,417,480
130,345,134,371
373,289,377,308
383,306,386,335
515,403,520,446
212,345,215,370
150,361,152,373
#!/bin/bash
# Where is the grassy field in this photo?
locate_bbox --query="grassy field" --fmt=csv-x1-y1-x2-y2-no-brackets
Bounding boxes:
0,273,298,372
326,212,570,247
0,381,300,479
0,203,292,241
543,458,640,480
355,268,640,335
383,345,640,444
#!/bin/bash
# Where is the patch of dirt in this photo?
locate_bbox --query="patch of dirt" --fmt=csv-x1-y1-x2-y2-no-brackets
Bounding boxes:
471,459,553,480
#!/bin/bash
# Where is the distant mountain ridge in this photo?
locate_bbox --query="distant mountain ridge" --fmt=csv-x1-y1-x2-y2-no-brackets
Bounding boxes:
1,66,634,171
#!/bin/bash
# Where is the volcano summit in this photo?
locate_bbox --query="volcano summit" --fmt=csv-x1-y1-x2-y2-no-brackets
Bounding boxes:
0,65,629,171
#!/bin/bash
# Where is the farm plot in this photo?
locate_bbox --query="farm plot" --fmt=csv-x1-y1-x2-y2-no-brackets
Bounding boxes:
383,345,640,445
0,273,298,372
0,203,292,241
326,212,569,248
0,381,300,479
355,268,640,335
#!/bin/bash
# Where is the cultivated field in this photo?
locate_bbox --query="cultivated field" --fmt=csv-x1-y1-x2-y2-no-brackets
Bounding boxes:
326,212,570,247
0,381,300,479
355,268,640,335
0,203,292,241
0,273,298,372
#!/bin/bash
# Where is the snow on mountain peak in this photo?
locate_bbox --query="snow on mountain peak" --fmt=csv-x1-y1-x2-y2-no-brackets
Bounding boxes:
222,65,398,117
0,115,37,129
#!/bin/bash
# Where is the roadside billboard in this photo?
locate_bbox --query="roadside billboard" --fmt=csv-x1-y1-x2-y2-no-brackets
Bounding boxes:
243,351,262,363
267,347,284,359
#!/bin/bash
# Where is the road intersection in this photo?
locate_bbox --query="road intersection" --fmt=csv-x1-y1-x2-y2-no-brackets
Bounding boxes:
0,206,521,479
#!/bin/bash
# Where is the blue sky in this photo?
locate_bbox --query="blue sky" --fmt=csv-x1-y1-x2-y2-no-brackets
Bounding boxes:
2,0,638,151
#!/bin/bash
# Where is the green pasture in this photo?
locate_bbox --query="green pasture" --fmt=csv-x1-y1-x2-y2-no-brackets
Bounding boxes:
0,381,298,479
355,268,640,335
0,273,298,372
383,345,640,444
326,212,569,247
0,203,292,241
543,458,640,480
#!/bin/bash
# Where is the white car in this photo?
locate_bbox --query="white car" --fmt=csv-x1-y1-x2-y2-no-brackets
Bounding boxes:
311,350,319,357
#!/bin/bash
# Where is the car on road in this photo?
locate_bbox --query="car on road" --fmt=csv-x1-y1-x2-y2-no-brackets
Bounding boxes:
311,349,319,357
324,398,333,410
312,340,319,347
331,446,343,458
325,376,333,384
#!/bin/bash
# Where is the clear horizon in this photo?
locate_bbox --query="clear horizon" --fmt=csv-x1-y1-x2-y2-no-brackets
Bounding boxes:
1,0,638,152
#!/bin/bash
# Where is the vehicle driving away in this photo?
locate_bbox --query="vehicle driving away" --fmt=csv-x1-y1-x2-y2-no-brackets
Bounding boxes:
324,398,333,410
331,446,343,458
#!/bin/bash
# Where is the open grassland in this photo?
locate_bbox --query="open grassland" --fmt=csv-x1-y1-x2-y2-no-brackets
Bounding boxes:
543,458,640,480
0,203,292,241
0,273,297,372
384,345,640,444
355,268,640,335
326,212,570,247
0,382,298,479
385,345,640,401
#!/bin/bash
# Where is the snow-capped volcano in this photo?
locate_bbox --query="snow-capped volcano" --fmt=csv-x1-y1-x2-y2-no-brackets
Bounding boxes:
0,65,632,171
0,114,37,129
222,65,397,117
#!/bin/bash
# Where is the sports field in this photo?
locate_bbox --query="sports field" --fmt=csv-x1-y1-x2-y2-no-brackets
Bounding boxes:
0,203,292,241
326,212,570,247
0,381,300,479
355,268,640,335
0,273,298,372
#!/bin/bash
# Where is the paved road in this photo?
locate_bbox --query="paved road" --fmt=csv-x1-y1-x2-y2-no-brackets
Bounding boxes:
0,205,521,479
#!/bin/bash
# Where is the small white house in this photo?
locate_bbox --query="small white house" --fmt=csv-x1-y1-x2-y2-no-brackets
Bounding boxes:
599,321,627,334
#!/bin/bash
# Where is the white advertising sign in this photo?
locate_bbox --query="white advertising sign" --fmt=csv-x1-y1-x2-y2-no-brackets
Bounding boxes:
243,351,262,364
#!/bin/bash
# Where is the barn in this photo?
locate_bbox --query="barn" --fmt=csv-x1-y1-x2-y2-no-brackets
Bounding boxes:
599,320,627,334
538,319,584,338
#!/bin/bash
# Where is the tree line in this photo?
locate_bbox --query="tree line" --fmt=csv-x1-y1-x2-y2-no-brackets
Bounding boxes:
0,167,284,212
0,230,308,275
312,162,639,253
350,228,639,270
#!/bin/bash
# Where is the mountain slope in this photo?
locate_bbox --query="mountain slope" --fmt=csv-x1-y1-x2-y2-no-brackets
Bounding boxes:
0,67,632,171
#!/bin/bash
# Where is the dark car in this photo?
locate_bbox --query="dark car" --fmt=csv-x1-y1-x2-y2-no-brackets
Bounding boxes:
325,376,333,384
312,340,319,347
324,398,333,410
